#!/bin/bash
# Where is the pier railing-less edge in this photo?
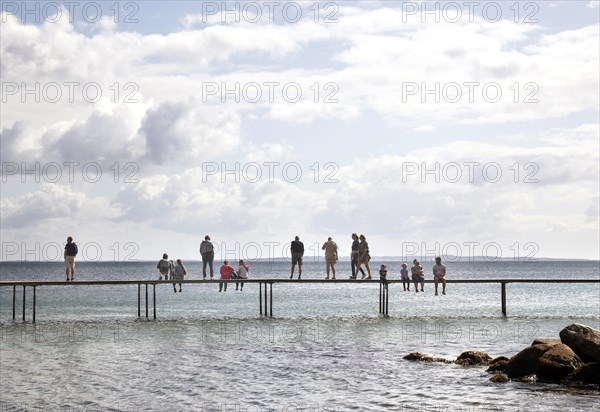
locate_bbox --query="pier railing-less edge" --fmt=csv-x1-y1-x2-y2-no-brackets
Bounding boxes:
0,279,598,323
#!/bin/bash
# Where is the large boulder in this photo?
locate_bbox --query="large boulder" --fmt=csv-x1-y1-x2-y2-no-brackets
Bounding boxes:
564,363,600,386
455,351,492,366
505,344,552,378
536,343,584,382
559,324,600,363
532,338,561,346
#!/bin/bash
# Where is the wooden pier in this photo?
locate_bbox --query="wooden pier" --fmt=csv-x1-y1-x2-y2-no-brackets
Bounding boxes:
0,278,598,323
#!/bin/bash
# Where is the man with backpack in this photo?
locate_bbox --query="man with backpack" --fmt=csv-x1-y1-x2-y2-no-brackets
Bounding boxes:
157,253,174,281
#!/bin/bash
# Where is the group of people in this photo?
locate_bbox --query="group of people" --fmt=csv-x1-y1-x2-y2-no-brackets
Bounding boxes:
290,233,373,280
397,257,447,295
291,234,447,295
156,254,188,292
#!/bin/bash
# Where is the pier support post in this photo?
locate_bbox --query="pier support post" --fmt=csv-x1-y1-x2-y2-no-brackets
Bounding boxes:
379,283,382,313
137,284,141,317
259,282,262,316
12,285,15,320
269,282,273,318
385,284,389,316
22,286,26,322
33,286,36,323
264,281,268,316
153,284,156,319
501,282,507,317
145,284,148,318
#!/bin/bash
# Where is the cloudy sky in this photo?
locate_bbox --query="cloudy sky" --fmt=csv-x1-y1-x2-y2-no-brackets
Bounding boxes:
1,1,598,262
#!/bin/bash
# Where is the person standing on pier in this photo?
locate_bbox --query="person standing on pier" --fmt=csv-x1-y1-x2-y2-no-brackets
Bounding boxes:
322,237,339,280
290,236,304,279
349,233,365,279
432,256,447,296
400,262,410,291
356,234,372,279
64,236,78,282
173,259,187,293
411,259,424,292
200,235,215,279
219,260,236,292
157,253,173,281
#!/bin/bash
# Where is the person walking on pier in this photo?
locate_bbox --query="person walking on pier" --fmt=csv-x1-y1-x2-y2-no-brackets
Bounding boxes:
322,237,339,279
290,236,304,279
64,236,78,281
432,256,447,296
219,260,235,292
157,253,174,281
411,259,424,292
200,235,215,279
349,233,365,279
356,234,372,279
173,259,187,293
236,259,249,291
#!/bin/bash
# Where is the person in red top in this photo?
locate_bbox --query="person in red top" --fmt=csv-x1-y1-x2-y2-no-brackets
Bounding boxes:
219,260,236,292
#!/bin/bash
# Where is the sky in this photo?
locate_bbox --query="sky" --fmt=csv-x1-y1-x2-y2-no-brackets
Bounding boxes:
0,1,599,263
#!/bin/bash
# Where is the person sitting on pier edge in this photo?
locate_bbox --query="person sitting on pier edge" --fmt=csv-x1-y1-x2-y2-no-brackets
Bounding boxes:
432,256,447,296
356,234,372,279
64,236,78,282
379,264,388,288
157,253,173,281
290,235,304,279
236,259,249,291
173,259,187,293
349,233,365,279
411,259,424,292
200,235,215,280
322,237,339,280
400,262,410,291
219,260,236,292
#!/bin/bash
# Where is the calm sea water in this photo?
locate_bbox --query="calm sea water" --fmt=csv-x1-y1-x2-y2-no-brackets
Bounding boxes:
1,261,599,411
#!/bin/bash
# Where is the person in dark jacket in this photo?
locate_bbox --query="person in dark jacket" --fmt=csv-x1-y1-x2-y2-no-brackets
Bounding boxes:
64,236,78,281
290,235,304,279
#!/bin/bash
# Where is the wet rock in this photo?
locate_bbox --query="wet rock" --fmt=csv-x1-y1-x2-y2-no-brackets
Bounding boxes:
559,324,600,363
536,344,584,382
455,351,493,366
532,338,561,346
564,362,600,387
486,357,509,373
490,373,509,383
403,352,451,363
505,344,552,378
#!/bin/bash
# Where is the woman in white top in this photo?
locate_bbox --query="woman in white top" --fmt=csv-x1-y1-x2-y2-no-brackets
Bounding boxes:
236,259,249,291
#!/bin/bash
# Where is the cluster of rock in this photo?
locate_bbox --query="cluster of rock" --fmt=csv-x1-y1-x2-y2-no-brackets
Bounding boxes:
403,323,600,387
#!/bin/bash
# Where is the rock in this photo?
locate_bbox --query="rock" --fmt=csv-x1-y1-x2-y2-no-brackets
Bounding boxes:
455,351,493,366
505,344,552,378
564,363,600,386
487,359,508,373
402,352,451,363
559,324,600,363
490,373,509,383
403,352,425,361
536,343,584,382
532,338,561,346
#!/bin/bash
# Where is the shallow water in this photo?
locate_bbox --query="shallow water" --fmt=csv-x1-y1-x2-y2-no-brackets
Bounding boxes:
1,261,599,411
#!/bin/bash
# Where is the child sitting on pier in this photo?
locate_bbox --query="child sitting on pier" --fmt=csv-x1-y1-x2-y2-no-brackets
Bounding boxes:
400,262,410,291
379,264,388,288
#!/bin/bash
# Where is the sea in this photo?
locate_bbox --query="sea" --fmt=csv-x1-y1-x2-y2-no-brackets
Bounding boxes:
0,260,599,412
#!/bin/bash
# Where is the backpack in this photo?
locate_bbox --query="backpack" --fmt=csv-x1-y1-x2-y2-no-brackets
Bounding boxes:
159,259,170,275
